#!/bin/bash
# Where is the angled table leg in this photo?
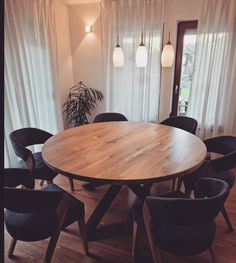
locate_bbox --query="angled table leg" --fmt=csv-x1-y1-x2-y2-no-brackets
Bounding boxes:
127,184,149,200
86,184,122,238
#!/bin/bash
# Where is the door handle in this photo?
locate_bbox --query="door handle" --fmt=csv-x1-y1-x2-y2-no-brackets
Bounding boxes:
175,85,179,95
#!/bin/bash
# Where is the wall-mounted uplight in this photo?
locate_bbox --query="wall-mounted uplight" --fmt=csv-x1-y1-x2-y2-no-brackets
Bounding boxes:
85,25,92,33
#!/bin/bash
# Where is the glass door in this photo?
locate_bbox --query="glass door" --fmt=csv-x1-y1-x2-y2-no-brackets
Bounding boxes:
170,21,198,116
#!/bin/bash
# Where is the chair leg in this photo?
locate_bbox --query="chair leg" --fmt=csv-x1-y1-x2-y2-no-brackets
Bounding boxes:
44,230,61,263
68,177,74,192
40,180,44,186
221,206,233,232
8,238,17,258
77,218,89,255
209,246,216,263
143,202,162,263
44,197,67,263
132,221,139,258
172,178,176,191
176,177,182,191
46,180,53,185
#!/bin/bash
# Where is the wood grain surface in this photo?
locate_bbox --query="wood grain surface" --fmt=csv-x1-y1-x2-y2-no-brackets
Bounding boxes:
42,122,206,184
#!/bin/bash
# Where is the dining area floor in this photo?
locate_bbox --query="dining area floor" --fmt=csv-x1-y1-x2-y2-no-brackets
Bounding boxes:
4,170,236,263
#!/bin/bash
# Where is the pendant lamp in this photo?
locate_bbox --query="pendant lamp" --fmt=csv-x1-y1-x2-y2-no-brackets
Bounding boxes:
136,0,147,67
161,31,175,67
136,33,148,67
113,1,124,67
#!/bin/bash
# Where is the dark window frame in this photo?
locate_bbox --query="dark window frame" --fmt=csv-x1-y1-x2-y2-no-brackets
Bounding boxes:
170,20,198,116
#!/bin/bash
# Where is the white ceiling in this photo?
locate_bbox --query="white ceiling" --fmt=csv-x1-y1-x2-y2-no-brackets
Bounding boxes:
59,0,101,5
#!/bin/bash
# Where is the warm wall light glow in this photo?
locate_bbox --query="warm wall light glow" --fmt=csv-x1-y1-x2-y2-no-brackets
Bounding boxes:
161,42,175,67
113,44,124,67
136,44,148,68
85,25,92,33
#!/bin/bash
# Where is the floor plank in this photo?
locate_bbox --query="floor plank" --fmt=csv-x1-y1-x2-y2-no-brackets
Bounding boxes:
4,171,236,263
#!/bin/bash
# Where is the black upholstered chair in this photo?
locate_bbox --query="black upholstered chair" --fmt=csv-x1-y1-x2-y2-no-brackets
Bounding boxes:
159,116,198,190
183,135,236,231
10,127,74,191
132,178,229,262
160,116,198,135
83,112,128,191
93,112,128,123
4,168,88,262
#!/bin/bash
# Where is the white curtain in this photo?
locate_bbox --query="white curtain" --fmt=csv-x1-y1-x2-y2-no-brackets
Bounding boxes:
187,0,236,138
101,0,164,122
4,0,63,167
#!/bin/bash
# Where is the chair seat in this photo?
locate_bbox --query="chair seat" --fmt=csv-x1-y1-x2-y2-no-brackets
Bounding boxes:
5,209,57,242
154,221,216,255
4,184,85,242
19,152,57,181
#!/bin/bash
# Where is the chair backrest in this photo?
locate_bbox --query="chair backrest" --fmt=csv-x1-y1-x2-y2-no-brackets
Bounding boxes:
160,116,198,134
4,167,62,213
146,178,229,226
4,187,63,213
10,127,53,161
93,112,128,123
204,136,236,174
4,168,35,189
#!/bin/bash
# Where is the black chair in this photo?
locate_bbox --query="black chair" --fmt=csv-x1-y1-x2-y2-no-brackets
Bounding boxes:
159,116,198,190
4,168,88,262
160,116,198,135
83,112,128,191
183,135,236,231
10,127,74,191
93,112,128,123
132,178,229,262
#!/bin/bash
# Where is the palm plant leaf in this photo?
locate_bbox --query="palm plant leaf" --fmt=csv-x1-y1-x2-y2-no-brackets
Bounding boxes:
63,81,103,126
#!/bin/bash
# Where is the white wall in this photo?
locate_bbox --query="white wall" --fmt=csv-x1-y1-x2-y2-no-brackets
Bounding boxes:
65,0,202,123
55,1,74,127
68,3,104,123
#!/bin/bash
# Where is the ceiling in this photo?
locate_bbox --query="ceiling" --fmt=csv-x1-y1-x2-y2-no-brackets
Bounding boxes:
59,0,101,5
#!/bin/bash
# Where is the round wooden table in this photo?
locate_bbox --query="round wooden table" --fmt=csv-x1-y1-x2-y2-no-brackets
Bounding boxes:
42,122,206,236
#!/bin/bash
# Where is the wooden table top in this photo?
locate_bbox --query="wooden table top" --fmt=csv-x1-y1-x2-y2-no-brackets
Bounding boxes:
42,122,206,184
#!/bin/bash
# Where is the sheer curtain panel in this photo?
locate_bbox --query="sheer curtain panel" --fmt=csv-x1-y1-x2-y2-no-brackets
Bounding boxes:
187,0,236,138
4,0,63,167
101,0,164,122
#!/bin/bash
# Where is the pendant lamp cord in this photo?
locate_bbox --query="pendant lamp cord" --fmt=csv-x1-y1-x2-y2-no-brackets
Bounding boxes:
116,0,119,45
141,0,146,44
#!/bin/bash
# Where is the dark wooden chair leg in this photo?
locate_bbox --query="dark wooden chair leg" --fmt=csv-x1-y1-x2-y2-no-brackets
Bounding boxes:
176,177,182,191
8,238,17,258
44,230,61,263
68,177,74,192
44,197,67,263
78,218,89,255
172,178,176,191
221,206,233,232
143,202,162,263
209,246,216,263
132,221,139,258
40,180,44,186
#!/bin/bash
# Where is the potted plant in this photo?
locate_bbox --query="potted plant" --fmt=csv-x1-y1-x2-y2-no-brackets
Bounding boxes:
63,81,103,126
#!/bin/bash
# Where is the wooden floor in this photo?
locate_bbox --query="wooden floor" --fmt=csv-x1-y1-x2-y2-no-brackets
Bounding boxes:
4,172,236,263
